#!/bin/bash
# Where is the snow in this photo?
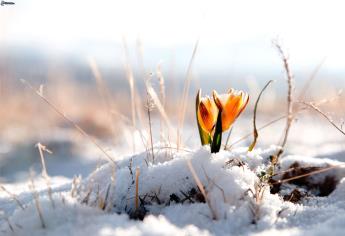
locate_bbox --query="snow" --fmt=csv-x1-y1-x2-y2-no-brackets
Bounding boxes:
1,121,345,235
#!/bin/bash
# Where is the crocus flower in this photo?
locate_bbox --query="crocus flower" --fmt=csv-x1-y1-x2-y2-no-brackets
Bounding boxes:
212,89,249,132
196,91,219,134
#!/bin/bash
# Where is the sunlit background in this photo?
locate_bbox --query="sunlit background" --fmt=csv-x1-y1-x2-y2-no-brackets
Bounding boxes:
1,0,345,183
3,0,345,70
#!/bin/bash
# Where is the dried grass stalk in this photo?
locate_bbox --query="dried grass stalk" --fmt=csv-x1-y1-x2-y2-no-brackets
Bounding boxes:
248,80,274,151
29,170,46,228
273,41,294,160
274,164,345,184
88,57,118,141
0,185,25,210
177,39,199,150
20,79,116,165
186,160,218,220
301,102,345,136
135,167,140,210
157,63,166,142
36,142,55,208
122,38,138,153
146,89,155,163
227,91,343,149
145,82,174,135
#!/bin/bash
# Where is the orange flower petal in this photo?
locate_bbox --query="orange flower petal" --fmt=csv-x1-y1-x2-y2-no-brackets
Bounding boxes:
213,89,249,132
197,96,218,133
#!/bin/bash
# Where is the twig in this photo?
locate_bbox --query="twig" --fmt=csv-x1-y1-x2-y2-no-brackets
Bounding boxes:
248,80,274,151
36,143,55,208
20,79,116,165
301,102,345,136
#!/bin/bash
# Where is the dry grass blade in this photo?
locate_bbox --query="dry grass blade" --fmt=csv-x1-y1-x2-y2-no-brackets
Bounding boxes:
0,185,25,210
122,37,138,153
157,63,166,142
20,79,116,165
224,127,233,150
301,102,345,136
274,164,345,184
135,167,140,210
145,82,175,136
273,41,294,160
177,39,200,150
29,170,46,228
186,160,218,220
298,57,326,101
227,115,286,150
248,80,274,151
0,211,15,233
36,142,55,208
227,92,343,149
146,89,155,163
88,57,118,141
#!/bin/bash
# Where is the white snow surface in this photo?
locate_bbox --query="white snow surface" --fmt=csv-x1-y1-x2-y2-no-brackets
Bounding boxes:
2,144,345,236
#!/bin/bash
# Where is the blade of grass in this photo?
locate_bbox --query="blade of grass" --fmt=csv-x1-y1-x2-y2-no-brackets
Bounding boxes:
20,79,116,165
248,80,274,151
177,39,200,150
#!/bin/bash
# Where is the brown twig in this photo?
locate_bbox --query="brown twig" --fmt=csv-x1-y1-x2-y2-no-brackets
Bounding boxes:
248,80,274,151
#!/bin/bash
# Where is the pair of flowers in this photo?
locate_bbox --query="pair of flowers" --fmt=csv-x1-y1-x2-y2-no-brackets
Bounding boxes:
196,89,249,153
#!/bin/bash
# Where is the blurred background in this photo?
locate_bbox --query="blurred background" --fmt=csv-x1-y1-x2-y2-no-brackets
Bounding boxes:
1,0,345,183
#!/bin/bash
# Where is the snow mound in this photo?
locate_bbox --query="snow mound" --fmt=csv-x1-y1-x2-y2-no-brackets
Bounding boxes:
3,146,345,235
